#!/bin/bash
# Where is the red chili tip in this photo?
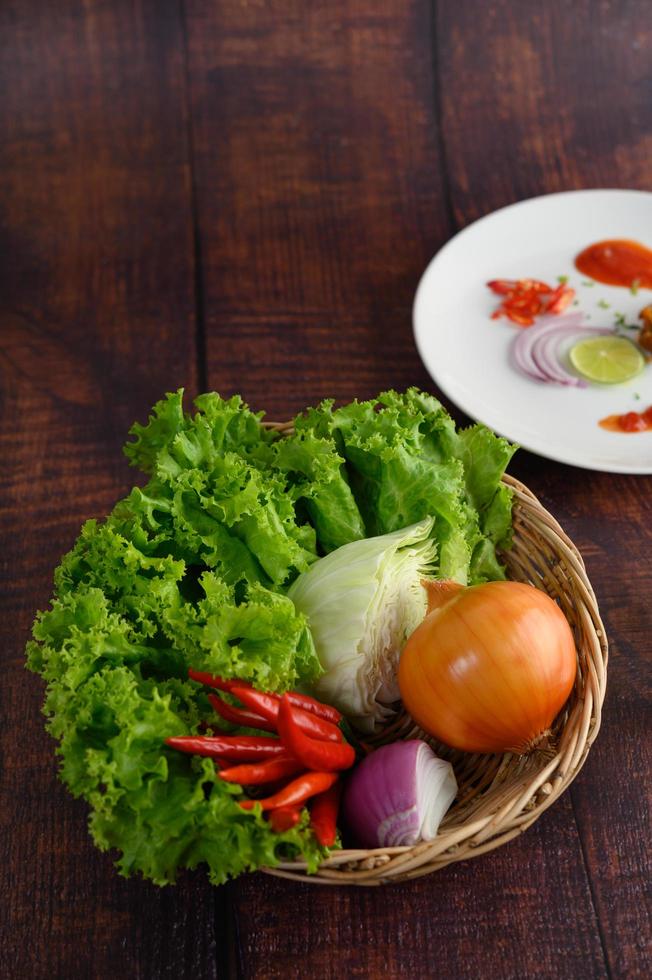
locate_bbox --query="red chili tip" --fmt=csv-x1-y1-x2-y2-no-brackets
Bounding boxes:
268,807,301,833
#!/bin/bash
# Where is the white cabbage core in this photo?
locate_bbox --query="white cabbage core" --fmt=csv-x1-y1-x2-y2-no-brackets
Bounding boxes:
288,517,436,732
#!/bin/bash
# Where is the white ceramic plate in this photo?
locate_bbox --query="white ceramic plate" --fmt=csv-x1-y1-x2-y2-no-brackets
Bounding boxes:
413,189,652,473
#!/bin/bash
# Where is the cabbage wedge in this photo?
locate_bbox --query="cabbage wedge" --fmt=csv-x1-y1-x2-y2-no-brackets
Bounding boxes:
288,517,436,731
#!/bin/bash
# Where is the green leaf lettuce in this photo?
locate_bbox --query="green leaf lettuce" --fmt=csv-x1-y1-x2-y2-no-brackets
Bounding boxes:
27,387,516,885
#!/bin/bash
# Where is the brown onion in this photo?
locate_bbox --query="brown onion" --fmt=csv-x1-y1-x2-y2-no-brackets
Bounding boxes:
398,580,577,754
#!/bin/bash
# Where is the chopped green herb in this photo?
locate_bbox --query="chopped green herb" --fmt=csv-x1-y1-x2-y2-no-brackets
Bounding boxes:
556,274,569,285
634,392,641,401
581,280,595,287
630,279,640,296
572,300,580,306
614,312,639,331
597,299,611,310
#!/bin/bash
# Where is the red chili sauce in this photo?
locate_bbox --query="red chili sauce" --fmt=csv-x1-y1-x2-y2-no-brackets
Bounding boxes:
575,239,652,289
599,406,652,433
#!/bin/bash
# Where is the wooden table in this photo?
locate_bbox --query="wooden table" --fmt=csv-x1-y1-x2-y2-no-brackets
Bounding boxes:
1,3,650,977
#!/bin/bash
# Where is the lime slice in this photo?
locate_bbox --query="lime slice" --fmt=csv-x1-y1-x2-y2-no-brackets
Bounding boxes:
569,335,645,384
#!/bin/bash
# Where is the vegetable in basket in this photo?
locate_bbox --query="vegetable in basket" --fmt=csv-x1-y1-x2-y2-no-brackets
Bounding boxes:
398,580,577,754
288,518,436,732
342,740,457,848
26,387,516,885
168,672,355,844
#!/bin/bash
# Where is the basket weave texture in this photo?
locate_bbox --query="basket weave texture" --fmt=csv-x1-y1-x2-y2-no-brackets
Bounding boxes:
261,424,608,885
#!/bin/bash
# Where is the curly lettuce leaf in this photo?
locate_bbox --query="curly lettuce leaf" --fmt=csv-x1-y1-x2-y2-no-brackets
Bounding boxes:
28,604,323,885
123,392,317,587
27,386,516,886
124,389,274,475
292,388,515,584
28,390,328,886
270,429,366,552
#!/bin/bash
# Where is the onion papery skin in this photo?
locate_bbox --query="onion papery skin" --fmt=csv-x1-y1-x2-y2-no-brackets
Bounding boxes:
398,581,577,755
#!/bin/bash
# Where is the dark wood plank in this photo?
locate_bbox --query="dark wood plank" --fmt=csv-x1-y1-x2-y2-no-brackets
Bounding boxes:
185,2,611,976
439,1,652,976
438,0,652,226
0,3,217,978
185,0,447,419
233,797,606,980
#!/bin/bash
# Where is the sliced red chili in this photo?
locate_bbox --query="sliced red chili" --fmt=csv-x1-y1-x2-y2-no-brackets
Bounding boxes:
504,309,535,326
488,278,573,326
309,780,342,847
544,284,575,314
230,686,342,743
276,696,355,771
268,807,302,832
517,278,552,293
207,693,276,733
165,734,286,762
218,756,304,785
487,279,518,295
239,771,338,811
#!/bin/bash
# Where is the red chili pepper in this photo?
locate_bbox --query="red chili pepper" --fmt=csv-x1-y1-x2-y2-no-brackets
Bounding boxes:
187,668,243,692
188,669,342,724
487,278,518,295
207,693,277,733
283,691,342,725
544,284,575,314
218,756,305,784
165,735,287,761
276,696,355,771
503,308,535,327
239,771,338,811
488,278,575,326
309,780,342,847
230,686,343,743
268,807,302,832
518,278,553,294
503,289,539,309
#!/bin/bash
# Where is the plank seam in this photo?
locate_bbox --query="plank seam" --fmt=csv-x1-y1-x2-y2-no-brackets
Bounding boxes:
179,0,208,395
430,0,458,232
569,788,613,979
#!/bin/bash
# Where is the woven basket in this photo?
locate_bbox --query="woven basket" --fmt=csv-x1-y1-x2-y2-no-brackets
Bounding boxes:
260,424,608,885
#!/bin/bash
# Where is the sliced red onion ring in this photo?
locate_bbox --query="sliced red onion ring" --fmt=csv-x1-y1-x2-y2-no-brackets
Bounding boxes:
511,316,612,387
531,329,587,387
341,740,457,847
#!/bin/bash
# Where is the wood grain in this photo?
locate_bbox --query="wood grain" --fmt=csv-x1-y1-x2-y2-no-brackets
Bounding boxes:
439,2,652,976
184,0,448,419
438,0,652,226
1,0,651,977
233,797,607,980
0,3,215,978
